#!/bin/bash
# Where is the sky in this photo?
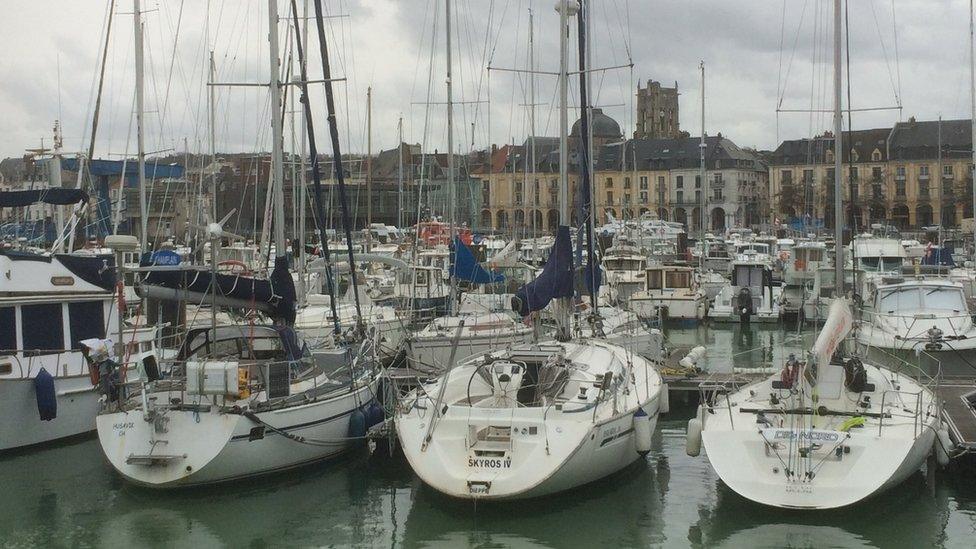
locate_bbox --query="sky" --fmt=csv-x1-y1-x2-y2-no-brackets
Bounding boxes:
0,0,973,162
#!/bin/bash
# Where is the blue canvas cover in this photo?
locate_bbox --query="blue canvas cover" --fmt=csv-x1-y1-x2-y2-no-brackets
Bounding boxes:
511,226,574,317
450,236,504,284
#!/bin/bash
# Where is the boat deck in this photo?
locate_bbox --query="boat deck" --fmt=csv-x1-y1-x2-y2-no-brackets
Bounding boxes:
939,377,976,450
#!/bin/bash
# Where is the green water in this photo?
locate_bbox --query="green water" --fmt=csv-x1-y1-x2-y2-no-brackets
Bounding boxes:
2,325,975,548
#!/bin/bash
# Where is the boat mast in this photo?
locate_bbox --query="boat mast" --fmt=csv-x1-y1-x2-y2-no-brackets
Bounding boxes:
445,0,458,316
576,0,598,316
366,86,373,251
832,0,844,295
134,0,148,250
209,51,218,227
971,0,976,252
267,0,287,260
397,116,404,229
554,0,577,342
528,8,536,238
699,60,705,271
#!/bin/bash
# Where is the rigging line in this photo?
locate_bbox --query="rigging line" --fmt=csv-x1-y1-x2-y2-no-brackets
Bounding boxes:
776,0,787,118
779,0,811,110
890,0,903,119
868,0,900,108
86,0,116,161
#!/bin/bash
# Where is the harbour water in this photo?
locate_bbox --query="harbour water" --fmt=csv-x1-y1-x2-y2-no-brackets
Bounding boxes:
3,324,975,549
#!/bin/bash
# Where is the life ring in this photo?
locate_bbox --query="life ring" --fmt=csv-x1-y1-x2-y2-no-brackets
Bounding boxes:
217,260,251,275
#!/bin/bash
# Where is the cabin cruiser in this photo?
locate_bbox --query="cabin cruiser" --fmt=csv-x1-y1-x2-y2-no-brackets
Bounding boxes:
711,254,782,323
396,338,663,500
856,278,976,356
850,234,907,295
688,299,939,509
0,248,157,451
97,324,378,487
602,243,648,306
779,241,828,323
629,265,707,321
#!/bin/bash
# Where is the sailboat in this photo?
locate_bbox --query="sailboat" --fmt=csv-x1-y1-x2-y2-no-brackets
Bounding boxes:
396,0,663,500
688,0,940,509
95,0,379,487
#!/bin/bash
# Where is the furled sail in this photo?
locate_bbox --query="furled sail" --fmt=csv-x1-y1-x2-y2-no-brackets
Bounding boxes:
0,189,88,207
511,226,574,317
450,236,504,284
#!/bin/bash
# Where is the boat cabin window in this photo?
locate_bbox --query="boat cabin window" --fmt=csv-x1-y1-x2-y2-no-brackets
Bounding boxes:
859,257,902,272
732,265,765,287
21,303,64,355
0,307,15,356
647,270,663,289
797,249,824,262
186,332,293,362
665,270,691,288
68,301,106,350
415,270,428,286
606,258,643,271
879,286,966,313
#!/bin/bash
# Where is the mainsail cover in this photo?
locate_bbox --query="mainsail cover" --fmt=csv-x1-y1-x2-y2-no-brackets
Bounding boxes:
140,255,296,324
511,226,574,316
0,189,88,207
450,236,504,284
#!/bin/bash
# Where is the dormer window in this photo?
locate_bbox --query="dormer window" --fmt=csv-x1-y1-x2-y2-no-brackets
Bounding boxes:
871,149,882,162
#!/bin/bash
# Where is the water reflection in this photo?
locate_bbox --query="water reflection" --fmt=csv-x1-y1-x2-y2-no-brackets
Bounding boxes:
0,323,975,548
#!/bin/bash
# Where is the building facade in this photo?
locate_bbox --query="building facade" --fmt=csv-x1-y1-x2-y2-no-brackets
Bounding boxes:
769,117,975,231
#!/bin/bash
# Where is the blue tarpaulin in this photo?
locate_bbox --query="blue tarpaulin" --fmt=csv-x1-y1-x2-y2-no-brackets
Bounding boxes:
512,226,574,317
921,245,955,267
450,236,504,284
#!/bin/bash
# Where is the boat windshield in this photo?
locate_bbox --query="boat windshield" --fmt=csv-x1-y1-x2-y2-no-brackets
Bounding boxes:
859,256,902,272
879,286,966,313
665,270,692,288
606,258,644,271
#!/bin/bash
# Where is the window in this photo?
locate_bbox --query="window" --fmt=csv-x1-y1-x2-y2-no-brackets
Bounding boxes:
920,165,930,178
695,175,701,188
647,270,663,289
606,177,613,188
665,271,691,288
624,194,632,205
920,181,930,197
713,188,723,200
657,176,665,190
826,168,835,182
624,177,632,189
606,191,614,205
639,191,649,202
714,173,723,184
849,167,858,181
802,169,813,183
676,190,684,203
872,149,882,162
22,303,64,355
69,301,105,350
676,176,684,189
896,181,906,196
781,170,793,185
872,166,882,181
0,307,15,355
896,166,906,179
695,190,702,202
639,176,648,190
850,183,859,199
943,165,953,177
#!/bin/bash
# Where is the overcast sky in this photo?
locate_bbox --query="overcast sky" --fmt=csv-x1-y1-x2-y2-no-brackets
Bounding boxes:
0,0,973,162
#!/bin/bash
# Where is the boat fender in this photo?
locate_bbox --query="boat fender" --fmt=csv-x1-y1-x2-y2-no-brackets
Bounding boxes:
659,385,670,415
634,408,653,456
142,355,161,383
34,368,57,421
348,408,367,438
686,418,702,457
935,423,953,468
365,401,385,429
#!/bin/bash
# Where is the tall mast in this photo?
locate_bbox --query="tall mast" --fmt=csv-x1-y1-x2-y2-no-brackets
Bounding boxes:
397,116,404,229
557,0,572,225
833,0,844,294
577,0,597,313
134,0,148,249
970,0,975,251
445,0,457,315
528,8,536,236
699,60,706,270
366,86,373,249
268,0,286,257
209,51,217,225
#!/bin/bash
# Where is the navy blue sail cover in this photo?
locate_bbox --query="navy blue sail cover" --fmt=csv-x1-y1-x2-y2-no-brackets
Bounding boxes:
0,189,88,207
141,254,296,323
450,236,504,284
512,225,574,317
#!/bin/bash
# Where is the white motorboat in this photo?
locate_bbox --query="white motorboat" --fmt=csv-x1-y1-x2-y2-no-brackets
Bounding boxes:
96,325,378,488
602,243,648,306
710,255,782,323
396,338,663,500
856,278,976,355
779,240,829,322
629,265,707,321
689,299,940,509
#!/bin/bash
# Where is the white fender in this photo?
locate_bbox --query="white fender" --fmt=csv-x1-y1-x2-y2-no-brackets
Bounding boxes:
686,418,702,457
659,385,670,415
935,423,953,468
634,408,652,456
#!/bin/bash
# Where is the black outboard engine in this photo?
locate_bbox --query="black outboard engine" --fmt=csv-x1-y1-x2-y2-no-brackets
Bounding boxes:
844,357,868,393
737,287,755,323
